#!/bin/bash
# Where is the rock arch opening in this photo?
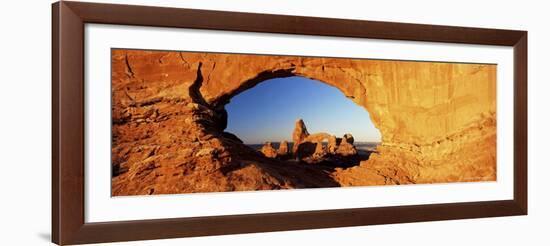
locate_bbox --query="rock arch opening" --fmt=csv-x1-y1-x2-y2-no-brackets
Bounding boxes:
224,76,381,167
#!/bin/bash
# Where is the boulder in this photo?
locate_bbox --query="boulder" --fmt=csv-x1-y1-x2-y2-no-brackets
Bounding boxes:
336,134,358,157
260,142,278,158
277,140,290,158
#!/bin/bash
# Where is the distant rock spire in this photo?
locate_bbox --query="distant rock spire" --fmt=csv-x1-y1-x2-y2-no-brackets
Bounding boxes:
292,119,310,153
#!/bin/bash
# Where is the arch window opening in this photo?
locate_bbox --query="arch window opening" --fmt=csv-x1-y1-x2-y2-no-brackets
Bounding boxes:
225,76,381,168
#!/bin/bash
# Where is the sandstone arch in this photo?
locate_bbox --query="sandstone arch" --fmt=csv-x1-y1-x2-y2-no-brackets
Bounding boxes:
111,49,496,195
296,132,337,160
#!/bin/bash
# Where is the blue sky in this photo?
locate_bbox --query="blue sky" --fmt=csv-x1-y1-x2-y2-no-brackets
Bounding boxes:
225,76,381,144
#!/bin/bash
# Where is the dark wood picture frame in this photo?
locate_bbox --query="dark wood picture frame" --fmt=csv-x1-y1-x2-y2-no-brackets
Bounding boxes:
52,1,527,245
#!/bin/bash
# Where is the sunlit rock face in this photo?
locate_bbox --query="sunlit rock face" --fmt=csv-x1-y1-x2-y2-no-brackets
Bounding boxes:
111,49,496,195
292,119,310,153
277,140,290,158
260,142,278,158
335,135,358,157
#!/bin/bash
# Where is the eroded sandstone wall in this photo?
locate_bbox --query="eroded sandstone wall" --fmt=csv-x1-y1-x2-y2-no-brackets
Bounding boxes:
111,49,496,195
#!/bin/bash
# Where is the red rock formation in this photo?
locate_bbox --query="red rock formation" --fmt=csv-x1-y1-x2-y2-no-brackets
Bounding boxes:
312,142,327,159
260,142,278,158
277,140,290,158
290,121,359,163
294,128,336,161
343,133,354,145
336,134,358,157
292,119,309,153
327,135,338,154
111,49,496,195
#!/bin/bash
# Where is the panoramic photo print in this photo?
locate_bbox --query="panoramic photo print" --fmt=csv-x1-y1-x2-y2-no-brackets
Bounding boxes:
111,49,497,196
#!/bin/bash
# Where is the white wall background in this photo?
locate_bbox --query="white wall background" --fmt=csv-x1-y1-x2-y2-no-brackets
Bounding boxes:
0,0,547,245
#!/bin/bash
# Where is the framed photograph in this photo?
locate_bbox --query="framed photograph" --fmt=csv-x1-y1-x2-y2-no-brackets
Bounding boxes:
52,1,527,245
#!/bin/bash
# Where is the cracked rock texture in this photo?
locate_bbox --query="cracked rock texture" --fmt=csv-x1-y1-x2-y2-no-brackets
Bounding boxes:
111,49,496,196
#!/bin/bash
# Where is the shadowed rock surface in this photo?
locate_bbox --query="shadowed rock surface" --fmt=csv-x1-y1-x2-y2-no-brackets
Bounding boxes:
111,49,496,196
288,121,360,164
